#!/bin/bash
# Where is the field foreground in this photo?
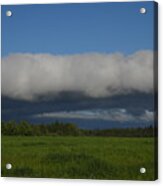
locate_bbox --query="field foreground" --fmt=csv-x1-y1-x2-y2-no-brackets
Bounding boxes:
1,136,156,180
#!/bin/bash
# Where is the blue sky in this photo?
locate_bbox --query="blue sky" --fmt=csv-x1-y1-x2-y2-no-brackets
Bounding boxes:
2,1,155,56
1,2,156,128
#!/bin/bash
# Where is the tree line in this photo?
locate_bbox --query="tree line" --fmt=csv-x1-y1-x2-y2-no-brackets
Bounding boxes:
1,120,155,137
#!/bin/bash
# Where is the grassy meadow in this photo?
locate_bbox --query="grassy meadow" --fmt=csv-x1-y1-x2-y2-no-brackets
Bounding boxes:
1,136,156,180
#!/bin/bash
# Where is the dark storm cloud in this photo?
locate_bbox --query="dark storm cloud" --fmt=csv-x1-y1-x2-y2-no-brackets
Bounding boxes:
2,93,154,125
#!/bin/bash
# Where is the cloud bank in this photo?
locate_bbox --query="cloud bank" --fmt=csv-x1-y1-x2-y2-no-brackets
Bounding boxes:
34,109,154,123
2,50,154,101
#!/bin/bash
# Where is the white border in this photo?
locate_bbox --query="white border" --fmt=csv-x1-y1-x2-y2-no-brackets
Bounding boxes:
0,0,158,5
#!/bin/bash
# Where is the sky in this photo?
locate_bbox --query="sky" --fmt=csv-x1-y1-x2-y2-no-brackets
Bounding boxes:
1,2,157,129
2,1,155,56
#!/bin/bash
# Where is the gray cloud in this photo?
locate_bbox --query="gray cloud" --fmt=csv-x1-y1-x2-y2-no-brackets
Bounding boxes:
2,50,153,101
34,109,154,123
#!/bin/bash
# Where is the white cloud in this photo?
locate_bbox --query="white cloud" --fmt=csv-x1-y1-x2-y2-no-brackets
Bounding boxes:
2,50,154,101
34,109,154,123
140,110,154,121
34,109,133,122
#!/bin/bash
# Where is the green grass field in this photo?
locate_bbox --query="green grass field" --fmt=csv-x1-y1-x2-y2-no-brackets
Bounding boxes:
1,136,156,180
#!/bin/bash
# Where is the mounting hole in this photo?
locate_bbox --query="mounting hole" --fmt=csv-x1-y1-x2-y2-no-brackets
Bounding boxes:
140,167,146,174
6,10,12,17
140,8,146,14
6,163,12,170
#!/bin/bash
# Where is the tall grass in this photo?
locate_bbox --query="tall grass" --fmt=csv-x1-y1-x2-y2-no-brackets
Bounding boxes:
1,136,156,180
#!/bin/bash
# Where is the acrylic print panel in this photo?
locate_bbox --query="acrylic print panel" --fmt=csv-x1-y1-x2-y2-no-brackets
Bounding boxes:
1,1,158,180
